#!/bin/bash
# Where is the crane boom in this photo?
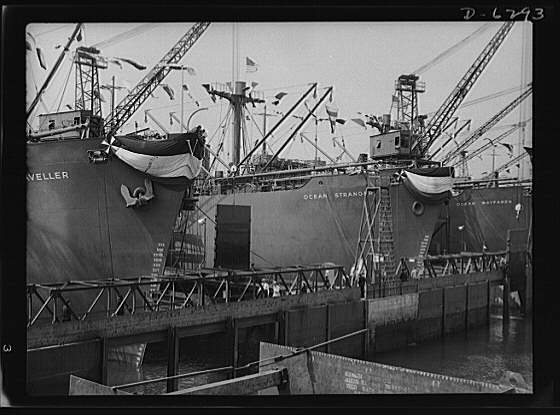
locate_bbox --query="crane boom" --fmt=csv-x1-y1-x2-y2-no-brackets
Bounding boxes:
412,21,514,156
104,22,210,138
27,23,83,120
439,86,532,165
451,119,530,167
482,152,528,179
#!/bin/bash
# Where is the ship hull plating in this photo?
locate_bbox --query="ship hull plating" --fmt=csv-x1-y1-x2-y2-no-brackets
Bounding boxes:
431,185,532,254
192,172,445,272
27,138,188,290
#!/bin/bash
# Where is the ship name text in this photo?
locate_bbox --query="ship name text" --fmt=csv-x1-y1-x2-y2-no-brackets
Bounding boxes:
456,199,513,207
303,190,365,201
26,171,69,182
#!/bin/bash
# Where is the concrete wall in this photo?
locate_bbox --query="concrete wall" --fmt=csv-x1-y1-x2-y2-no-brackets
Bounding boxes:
367,275,493,353
467,282,489,328
327,301,365,359
285,305,328,351
284,301,366,359
443,286,467,335
259,342,512,394
367,294,418,353
414,288,443,343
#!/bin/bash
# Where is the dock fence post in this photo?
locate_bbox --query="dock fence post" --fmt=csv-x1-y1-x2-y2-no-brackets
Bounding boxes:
167,326,179,393
465,283,469,330
100,337,108,385
502,268,510,324
326,304,332,354
363,300,369,360
227,317,239,378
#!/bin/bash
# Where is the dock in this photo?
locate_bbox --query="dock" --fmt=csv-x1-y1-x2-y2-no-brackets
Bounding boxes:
26,251,522,395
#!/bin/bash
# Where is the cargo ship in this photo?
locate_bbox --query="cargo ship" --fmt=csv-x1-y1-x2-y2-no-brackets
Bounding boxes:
26,23,210,370
172,22,525,282
171,80,455,282
26,22,209,301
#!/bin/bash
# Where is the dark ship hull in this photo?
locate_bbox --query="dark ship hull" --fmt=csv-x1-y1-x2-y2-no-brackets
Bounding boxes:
430,184,532,254
27,137,189,311
189,169,449,274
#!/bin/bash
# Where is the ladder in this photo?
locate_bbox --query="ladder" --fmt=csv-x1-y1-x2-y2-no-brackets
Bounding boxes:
352,181,397,284
375,185,397,281
166,187,204,273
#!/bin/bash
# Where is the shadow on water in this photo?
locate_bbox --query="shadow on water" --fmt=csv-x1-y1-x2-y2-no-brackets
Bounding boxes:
371,314,533,390
106,314,532,394
106,324,277,394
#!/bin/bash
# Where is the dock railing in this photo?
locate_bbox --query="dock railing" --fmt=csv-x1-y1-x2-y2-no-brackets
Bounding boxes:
369,251,507,299
27,264,351,327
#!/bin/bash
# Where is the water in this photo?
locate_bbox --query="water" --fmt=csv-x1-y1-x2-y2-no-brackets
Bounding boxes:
371,314,533,391
107,314,532,394
107,329,267,395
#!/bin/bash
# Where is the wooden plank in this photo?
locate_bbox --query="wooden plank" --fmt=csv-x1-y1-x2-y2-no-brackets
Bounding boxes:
69,375,131,395
107,330,167,348
237,313,278,329
176,321,226,338
165,368,287,395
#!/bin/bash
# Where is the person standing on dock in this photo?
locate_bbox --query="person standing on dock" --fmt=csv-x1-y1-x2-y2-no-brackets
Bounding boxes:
272,281,280,297
358,270,367,299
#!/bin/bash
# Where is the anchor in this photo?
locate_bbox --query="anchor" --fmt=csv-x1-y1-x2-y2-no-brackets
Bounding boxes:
120,177,155,208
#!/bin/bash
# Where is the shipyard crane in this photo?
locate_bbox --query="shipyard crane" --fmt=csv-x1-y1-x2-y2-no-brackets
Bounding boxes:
451,119,531,167
481,152,528,180
411,21,514,156
438,86,532,165
103,22,210,138
26,24,83,119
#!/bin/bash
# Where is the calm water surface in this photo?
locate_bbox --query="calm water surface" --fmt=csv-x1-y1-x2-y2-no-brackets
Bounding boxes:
108,314,532,394
372,314,533,390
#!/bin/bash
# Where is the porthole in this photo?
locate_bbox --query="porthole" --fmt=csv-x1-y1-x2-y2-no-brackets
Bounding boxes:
412,200,424,216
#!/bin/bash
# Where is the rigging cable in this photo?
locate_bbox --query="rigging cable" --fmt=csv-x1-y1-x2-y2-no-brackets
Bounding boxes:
56,55,75,112
91,23,159,50
413,23,492,75
34,24,72,37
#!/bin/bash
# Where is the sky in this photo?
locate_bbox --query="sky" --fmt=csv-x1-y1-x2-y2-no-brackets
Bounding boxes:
26,21,532,179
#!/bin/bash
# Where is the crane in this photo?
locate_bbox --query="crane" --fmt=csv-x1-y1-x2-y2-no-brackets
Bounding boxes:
438,86,532,165
411,21,514,156
481,152,528,180
103,22,210,138
450,119,530,167
26,24,83,120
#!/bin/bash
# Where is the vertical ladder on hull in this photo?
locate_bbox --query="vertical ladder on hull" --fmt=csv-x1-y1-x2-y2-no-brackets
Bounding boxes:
353,187,380,284
166,186,203,274
375,185,397,281
352,181,397,284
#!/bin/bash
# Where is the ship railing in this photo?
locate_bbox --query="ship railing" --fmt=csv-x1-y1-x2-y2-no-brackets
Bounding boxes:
453,177,532,190
419,251,507,278
368,251,507,299
27,265,352,327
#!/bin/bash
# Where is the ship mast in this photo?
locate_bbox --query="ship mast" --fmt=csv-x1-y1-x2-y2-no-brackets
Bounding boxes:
206,82,265,165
